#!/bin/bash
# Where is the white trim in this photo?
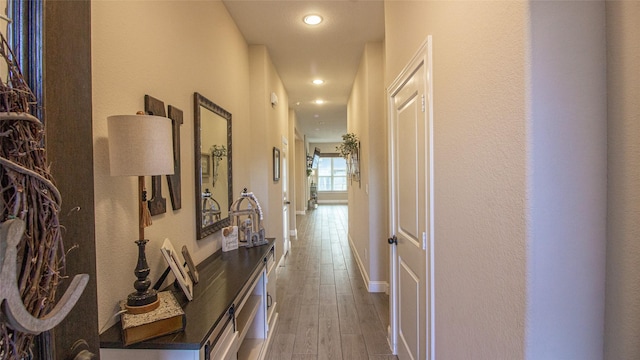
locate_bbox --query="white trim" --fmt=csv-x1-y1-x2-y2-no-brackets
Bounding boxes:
351,238,371,290
387,325,393,355
368,281,388,293
317,200,348,204
289,229,297,238
427,36,436,360
347,234,388,293
388,235,398,354
296,210,306,215
348,234,367,284
277,252,286,268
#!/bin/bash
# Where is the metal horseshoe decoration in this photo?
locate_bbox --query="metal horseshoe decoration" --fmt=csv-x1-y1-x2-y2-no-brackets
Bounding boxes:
0,219,89,334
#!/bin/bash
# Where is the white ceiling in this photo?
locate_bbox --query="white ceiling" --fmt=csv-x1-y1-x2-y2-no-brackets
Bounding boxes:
222,0,385,143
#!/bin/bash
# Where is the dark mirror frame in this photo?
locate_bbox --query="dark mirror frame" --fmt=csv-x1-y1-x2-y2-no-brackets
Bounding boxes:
8,0,43,121
194,92,232,239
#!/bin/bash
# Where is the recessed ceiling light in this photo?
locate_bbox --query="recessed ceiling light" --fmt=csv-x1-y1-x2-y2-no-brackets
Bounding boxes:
312,79,324,85
304,14,323,26
314,99,324,105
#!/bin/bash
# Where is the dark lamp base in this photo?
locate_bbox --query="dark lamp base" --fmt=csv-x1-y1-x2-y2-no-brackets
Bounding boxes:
126,237,158,314
126,290,160,314
127,288,158,306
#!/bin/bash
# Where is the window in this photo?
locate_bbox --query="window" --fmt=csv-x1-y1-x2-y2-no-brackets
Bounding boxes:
317,156,347,191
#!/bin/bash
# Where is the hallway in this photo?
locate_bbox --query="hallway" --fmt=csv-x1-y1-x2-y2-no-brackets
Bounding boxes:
266,205,396,360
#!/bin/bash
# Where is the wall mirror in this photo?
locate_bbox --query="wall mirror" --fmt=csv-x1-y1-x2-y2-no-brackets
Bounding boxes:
194,92,232,239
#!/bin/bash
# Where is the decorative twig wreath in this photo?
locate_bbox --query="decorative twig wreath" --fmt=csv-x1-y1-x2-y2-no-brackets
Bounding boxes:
0,33,66,358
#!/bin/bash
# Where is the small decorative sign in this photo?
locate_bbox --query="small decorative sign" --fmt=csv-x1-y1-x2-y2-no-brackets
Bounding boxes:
222,226,238,252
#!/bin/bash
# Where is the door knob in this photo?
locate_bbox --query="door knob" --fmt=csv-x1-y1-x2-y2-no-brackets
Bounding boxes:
284,201,291,205
388,235,397,245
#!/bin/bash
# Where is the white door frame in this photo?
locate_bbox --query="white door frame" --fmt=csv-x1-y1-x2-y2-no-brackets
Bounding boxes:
387,36,435,359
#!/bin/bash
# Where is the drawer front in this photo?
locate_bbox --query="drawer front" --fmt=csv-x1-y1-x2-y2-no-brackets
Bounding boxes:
205,319,237,360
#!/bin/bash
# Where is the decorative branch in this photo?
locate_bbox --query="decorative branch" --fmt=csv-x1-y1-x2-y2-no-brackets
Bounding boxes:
336,132,359,158
210,144,227,188
0,33,66,359
337,133,360,184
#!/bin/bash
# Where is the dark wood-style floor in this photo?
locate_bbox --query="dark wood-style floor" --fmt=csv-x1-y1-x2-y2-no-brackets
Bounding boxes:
266,205,397,360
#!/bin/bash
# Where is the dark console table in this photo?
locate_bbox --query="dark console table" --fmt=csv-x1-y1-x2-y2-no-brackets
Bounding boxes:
100,239,277,360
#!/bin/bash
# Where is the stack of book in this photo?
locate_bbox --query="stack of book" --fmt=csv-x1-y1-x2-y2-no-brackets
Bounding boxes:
120,291,186,346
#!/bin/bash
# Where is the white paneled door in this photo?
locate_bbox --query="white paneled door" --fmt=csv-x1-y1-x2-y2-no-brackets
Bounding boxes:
282,137,290,256
388,37,434,360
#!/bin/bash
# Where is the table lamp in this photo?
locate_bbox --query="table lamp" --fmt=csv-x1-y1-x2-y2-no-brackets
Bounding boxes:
107,113,174,314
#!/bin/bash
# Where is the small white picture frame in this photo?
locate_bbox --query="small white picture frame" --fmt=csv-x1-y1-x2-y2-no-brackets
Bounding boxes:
160,238,193,301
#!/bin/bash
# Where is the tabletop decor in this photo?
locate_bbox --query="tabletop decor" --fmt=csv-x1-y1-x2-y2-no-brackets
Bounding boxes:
107,113,174,314
229,188,267,248
160,238,193,301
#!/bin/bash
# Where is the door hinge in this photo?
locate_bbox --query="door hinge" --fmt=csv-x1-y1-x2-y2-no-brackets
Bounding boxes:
422,232,427,250
421,94,425,113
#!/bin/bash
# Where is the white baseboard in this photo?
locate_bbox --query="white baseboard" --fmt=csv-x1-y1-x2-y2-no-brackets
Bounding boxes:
347,234,388,293
387,325,396,355
289,229,297,238
296,210,306,215
369,281,388,293
317,200,348,204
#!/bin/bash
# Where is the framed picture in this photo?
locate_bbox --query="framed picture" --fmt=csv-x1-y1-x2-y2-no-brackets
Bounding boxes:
161,238,193,301
201,153,210,177
181,245,199,284
273,147,280,181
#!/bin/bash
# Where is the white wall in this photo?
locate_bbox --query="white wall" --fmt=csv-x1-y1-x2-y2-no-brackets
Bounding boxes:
385,1,607,358
526,2,607,358
92,1,251,331
605,2,640,359
346,42,387,289
385,2,528,357
363,43,387,286
249,45,290,263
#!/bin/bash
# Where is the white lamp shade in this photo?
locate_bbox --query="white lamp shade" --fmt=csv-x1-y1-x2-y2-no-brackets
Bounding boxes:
108,114,175,176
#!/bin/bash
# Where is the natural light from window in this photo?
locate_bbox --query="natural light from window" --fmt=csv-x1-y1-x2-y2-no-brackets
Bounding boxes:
317,157,347,191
